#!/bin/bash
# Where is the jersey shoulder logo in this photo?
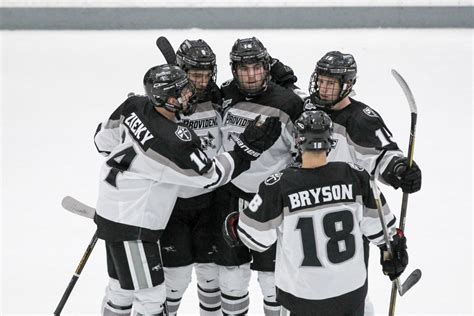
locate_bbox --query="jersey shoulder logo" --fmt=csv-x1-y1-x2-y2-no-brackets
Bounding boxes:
264,172,282,186
221,79,232,87
175,126,192,142
362,106,379,118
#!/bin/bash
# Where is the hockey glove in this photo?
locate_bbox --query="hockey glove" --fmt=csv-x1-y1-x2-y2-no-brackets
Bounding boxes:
222,211,242,247
380,229,409,281
269,57,298,87
383,157,422,193
234,116,282,161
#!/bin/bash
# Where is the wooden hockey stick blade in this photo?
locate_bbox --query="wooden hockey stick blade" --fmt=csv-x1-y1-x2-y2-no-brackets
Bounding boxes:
391,69,418,114
156,36,177,65
61,196,95,219
399,268,422,296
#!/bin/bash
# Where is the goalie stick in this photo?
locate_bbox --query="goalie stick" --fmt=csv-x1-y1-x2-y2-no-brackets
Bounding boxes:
59,196,170,315
388,69,420,315
156,36,177,65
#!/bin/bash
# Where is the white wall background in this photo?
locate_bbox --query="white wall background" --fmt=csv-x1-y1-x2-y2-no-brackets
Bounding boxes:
1,28,473,315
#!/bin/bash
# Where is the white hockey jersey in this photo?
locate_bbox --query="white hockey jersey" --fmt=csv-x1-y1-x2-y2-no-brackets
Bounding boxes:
303,98,404,186
238,162,396,314
93,95,249,242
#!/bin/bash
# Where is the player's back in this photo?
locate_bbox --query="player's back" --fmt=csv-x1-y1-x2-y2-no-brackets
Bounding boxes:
275,162,370,314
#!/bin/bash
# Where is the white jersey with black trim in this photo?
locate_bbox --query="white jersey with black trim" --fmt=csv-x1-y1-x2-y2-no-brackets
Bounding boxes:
237,162,396,304
93,95,249,242
305,98,404,184
220,80,303,193
178,100,222,158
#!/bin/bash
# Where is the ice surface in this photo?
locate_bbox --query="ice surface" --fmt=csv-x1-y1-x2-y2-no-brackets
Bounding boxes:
1,28,472,315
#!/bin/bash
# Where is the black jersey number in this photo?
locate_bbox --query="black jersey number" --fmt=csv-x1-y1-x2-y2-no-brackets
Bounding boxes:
105,146,137,187
296,210,355,266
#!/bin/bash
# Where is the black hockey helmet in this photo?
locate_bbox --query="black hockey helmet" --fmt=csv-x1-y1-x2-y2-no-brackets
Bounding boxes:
230,37,271,97
309,51,357,108
295,110,335,153
176,39,217,82
143,64,196,115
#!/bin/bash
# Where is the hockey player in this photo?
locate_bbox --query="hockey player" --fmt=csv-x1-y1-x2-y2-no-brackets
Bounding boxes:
214,37,304,315
296,51,421,315
158,39,223,315
93,64,282,316
224,110,409,315
307,51,422,194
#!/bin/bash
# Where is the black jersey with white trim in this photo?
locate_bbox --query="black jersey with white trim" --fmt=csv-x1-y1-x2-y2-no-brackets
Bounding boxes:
238,162,396,305
220,80,303,193
94,95,249,242
309,98,404,185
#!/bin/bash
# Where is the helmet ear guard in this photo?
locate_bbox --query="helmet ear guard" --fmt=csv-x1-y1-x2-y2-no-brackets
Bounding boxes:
295,110,335,153
143,64,196,115
309,51,357,108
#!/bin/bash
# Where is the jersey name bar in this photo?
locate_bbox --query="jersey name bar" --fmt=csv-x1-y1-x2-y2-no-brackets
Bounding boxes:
288,184,354,211
123,112,154,145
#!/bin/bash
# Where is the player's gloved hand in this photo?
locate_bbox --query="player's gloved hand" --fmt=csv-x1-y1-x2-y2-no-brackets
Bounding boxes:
384,157,422,193
234,116,282,161
269,57,298,87
222,211,242,247
379,229,409,281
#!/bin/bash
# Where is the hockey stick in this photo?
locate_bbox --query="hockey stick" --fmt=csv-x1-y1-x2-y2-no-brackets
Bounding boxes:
156,36,177,65
388,69,419,315
54,196,98,315
369,177,421,297
59,196,170,315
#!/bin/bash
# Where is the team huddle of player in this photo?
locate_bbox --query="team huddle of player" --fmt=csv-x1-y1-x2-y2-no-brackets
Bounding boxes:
93,37,422,316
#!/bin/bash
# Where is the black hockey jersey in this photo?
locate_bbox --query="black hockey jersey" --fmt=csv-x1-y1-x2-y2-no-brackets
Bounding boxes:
238,162,396,314
220,80,303,193
93,95,249,242
306,98,404,184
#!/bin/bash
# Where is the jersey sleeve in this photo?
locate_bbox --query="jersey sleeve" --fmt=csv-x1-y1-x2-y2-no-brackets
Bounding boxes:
355,168,397,246
144,132,251,191
347,105,404,184
238,173,284,252
94,98,132,156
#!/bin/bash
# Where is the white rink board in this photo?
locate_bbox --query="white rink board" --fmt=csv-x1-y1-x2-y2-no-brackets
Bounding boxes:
1,29,473,315
1,0,472,7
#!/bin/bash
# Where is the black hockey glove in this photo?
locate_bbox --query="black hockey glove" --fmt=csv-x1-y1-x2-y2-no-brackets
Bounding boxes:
234,116,282,161
383,157,422,193
222,211,243,247
380,229,409,281
269,57,298,88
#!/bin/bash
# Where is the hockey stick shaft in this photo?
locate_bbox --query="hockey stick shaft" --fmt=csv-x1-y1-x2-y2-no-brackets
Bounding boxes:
54,230,99,315
156,36,176,65
369,177,403,297
389,69,419,315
